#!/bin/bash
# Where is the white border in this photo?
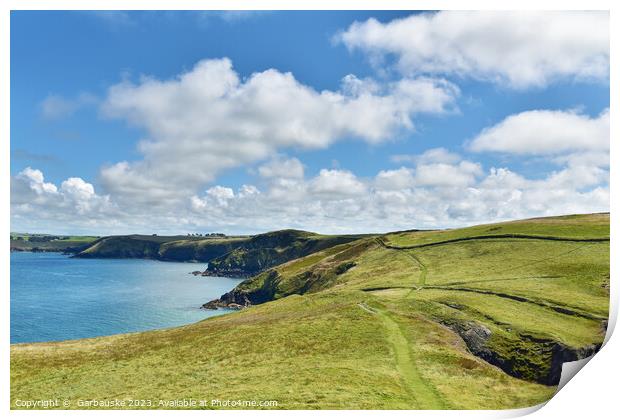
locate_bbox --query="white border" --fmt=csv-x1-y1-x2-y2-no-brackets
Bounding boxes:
2,1,616,419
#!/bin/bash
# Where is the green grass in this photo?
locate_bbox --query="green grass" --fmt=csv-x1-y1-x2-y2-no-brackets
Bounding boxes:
400,289,602,348
10,235,99,252
11,213,608,409
11,290,554,409
367,304,446,409
405,239,609,317
383,213,609,248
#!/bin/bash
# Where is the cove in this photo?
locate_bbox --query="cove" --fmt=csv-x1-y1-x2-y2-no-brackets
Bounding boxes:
10,252,242,343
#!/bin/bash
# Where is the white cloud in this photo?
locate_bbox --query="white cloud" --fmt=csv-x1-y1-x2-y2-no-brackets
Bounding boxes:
468,107,609,201
374,167,414,190
309,169,367,197
238,184,260,198
15,167,58,195
16,99,611,234
59,178,94,211
385,151,484,189
185,157,608,234
12,140,609,236
206,186,235,207
468,109,609,155
468,167,609,221
181,137,607,234
258,157,305,179
392,147,460,165
61,177,95,199
11,168,116,230
414,161,483,188
98,58,458,204
337,11,609,88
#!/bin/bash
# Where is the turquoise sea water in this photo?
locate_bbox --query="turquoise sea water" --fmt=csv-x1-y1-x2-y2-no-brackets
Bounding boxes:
10,252,243,344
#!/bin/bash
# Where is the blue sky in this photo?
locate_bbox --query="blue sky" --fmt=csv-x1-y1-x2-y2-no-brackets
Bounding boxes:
10,11,610,235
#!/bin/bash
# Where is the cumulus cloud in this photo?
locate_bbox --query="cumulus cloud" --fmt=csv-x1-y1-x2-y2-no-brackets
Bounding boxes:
414,161,483,188
185,152,608,233
12,102,610,235
14,34,610,235
98,58,458,204
309,169,368,197
11,168,118,233
178,106,609,233
15,167,58,195
469,108,609,197
374,167,414,190
336,11,609,88
468,109,609,155
205,186,235,207
12,136,609,236
258,157,305,179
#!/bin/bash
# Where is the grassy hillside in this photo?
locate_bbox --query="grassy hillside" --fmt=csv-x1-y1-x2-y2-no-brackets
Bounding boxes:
11,213,609,409
76,230,365,276
10,234,98,253
74,234,229,260
204,230,367,276
382,213,610,248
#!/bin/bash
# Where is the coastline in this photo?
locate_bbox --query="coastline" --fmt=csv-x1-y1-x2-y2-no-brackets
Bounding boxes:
10,252,244,344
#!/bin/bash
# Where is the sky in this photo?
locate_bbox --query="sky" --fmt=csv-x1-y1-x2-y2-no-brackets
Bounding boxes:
10,10,610,235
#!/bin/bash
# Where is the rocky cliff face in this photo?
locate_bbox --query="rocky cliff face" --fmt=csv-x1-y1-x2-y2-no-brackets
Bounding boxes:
75,230,365,277
202,240,370,311
443,319,602,385
202,270,280,310
203,231,364,277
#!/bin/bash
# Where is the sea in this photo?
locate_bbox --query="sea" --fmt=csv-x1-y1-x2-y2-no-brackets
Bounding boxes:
10,252,243,344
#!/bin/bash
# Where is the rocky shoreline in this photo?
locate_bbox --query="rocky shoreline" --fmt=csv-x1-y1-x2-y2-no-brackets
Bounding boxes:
201,299,248,310
201,288,254,311
191,268,251,278
192,269,254,311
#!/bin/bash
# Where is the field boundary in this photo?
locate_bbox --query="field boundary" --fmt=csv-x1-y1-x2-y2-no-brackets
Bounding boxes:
381,234,610,250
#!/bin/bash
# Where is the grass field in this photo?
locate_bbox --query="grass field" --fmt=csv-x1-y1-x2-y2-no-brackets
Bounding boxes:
10,213,609,409
10,234,99,252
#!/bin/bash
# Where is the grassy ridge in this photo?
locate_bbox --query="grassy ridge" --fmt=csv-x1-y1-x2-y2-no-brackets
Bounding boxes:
76,234,243,260
11,213,609,409
383,213,609,248
10,234,99,252
75,230,365,276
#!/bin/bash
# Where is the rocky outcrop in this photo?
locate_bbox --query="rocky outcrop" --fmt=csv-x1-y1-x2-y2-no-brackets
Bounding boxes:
452,321,493,359
204,231,364,277
201,290,252,310
201,298,248,310
202,270,280,310
443,320,601,385
197,268,251,278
